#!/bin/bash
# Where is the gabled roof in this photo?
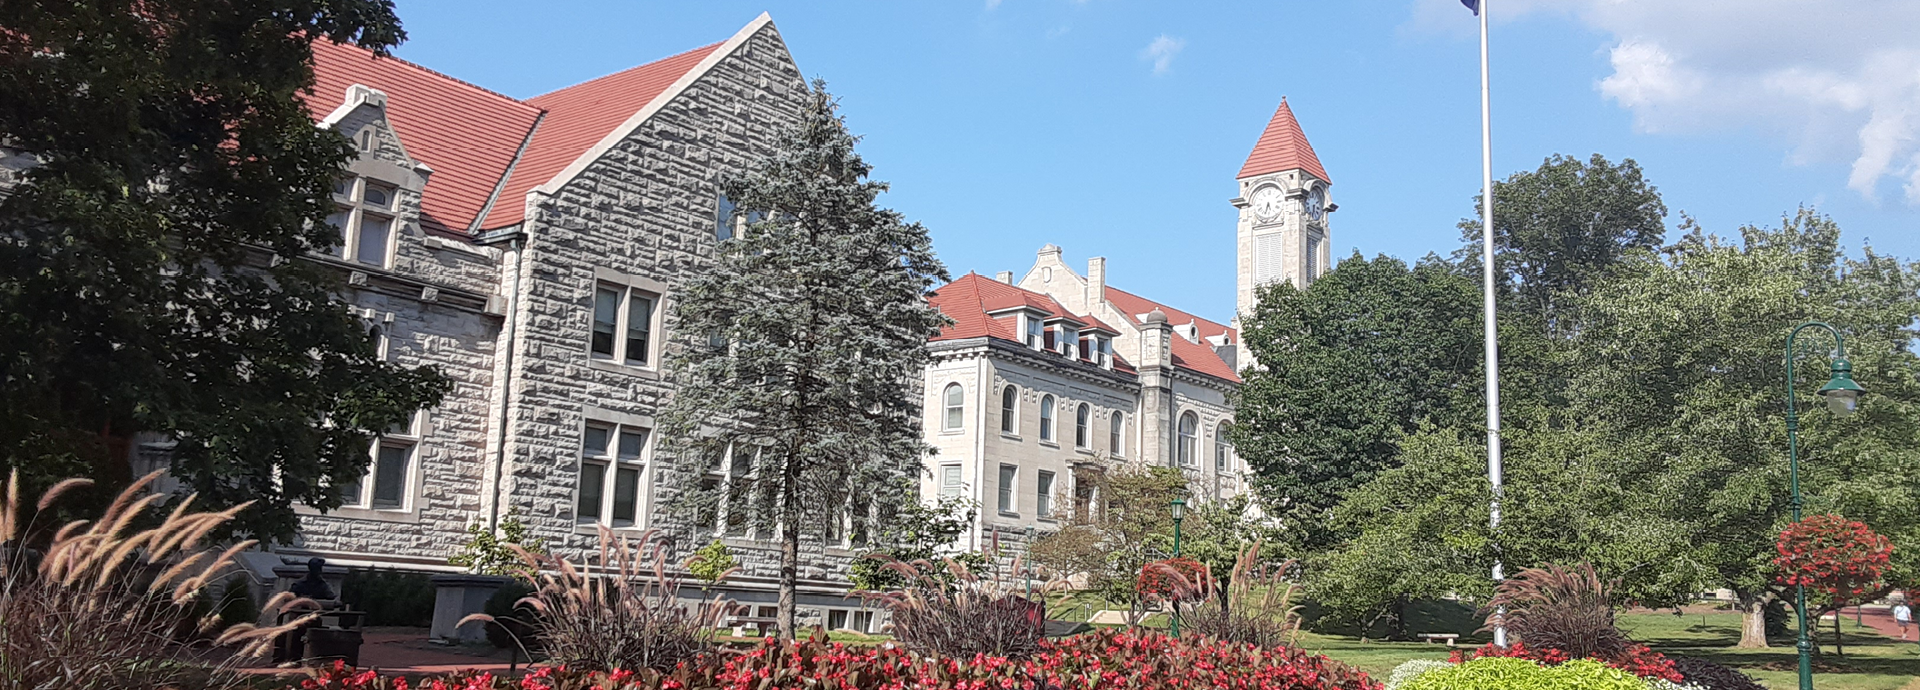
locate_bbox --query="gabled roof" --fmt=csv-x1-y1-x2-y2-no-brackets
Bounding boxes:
305,14,779,233
928,274,1134,372
1237,98,1330,184
1103,286,1241,383
483,41,725,229
306,40,544,235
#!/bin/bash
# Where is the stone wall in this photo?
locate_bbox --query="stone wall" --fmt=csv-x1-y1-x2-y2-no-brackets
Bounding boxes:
494,23,825,583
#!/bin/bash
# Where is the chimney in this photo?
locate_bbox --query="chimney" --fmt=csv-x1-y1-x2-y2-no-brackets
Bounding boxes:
995,271,1014,284
1087,257,1107,308
1141,308,1173,370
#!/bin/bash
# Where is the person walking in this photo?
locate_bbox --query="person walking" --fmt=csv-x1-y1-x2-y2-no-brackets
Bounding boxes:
1895,599,1912,641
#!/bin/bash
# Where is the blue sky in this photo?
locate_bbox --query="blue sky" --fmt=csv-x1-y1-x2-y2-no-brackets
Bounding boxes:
387,1,1920,324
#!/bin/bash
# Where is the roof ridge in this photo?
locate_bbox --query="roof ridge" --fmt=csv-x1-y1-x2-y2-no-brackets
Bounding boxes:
525,40,727,104
314,39,542,113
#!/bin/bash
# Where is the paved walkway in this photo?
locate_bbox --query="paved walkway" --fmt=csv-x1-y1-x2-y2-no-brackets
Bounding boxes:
237,627,531,680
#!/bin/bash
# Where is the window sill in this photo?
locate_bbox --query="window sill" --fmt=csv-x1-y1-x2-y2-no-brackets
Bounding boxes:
824,546,857,558
300,504,421,524
939,428,966,436
574,523,649,536
1038,441,1059,449
1075,447,1096,456
998,511,1021,519
586,357,662,380
1000,433,1022,441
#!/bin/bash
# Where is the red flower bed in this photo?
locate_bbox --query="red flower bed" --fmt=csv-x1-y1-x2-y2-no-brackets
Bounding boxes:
1449,642,1683,683
287,630,1379,690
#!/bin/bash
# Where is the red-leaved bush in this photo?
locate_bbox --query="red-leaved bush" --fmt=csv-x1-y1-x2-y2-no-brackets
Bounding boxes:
284,629,1379,690
1449,642,1683,683
1137,556,1209,603
1773,514,1893,605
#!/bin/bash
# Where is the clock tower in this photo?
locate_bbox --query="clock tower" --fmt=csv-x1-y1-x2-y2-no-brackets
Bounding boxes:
1231,98,1332,324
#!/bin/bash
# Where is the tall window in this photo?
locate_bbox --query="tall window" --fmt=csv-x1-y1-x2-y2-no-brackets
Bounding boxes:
343,412,418,510
1109,411,1124,457
997,464,1018,514
1307,232,1323,279
1177,412,1198,466
591,283,658,367
940,464,964,497
1025,317,1044,349
578,422,650,528
1036,470,1055,518
1074,404,1090,448
1215,423,1234,472
942,383,964,431
714,193,736,241
1039,395,1055,442
1000,385,1019,434
721,445,757,537
327,177,397,268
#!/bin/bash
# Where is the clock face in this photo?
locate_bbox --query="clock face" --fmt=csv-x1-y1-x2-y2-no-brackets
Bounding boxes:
1306,188,1326,220
1250,186,1284,221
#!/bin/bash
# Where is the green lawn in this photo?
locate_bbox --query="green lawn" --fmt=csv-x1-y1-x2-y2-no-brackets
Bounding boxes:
1294,608,1920,690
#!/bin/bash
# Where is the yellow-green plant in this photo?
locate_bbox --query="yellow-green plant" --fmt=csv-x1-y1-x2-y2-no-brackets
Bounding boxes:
447,509,547,576
1178,542,1303,648
0,470,315,689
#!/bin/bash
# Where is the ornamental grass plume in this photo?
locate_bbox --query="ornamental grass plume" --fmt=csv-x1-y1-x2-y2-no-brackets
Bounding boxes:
459,527,729,673
1480,562,1633,662
862,553,1062,659
1178,543,1304,648
0,469,318,690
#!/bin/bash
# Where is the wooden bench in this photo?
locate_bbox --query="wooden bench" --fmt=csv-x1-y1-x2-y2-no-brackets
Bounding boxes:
1416,633,1460,646
726,616,779,638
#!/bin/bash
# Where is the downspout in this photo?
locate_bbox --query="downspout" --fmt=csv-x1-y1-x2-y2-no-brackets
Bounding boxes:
486,233,528,530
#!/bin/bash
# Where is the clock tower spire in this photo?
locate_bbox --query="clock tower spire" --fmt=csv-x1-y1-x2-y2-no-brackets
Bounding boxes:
1231,98,1332,324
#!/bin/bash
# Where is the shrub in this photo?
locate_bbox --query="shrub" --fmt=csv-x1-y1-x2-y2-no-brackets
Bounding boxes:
460,527,727,673
863,555,1053,659
1773,514,1892,606
447,509,547,576
340,567,436,627
1483,562,1632,661
0,471,307,690
1400,657,1645,690
684,540,737,588
1669,657,1765,690
1137,556,1209,603
1453,642,1683,683
1384,659,1453,690
1179,543,1303,648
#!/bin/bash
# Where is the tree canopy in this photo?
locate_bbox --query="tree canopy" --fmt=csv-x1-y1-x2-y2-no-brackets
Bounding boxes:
0,0,448,540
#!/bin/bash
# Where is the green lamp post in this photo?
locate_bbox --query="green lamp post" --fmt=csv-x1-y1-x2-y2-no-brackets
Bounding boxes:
1169,497,1186,637
1024,525,1036,597
1783,321,1865,690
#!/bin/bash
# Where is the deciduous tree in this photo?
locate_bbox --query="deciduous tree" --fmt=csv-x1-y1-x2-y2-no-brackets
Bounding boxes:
0,0,448,540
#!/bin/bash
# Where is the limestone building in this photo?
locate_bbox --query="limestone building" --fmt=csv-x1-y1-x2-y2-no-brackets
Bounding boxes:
277,14,884,626
919,98,1333,553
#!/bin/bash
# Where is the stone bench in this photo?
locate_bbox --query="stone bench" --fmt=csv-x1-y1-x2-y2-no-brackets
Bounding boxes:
1416,633,1460,646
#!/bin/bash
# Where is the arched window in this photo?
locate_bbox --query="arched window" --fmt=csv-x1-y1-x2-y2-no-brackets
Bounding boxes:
942,384,964,431
1110,411,1124,456
1177,412,1198,466
1075,404,1090,448
1215,423,1234,472
1039,395,1055,442
1001,385,1019,434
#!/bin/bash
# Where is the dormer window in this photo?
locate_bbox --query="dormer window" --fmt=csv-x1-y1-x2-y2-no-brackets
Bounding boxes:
1060,327,1078,358
326,177,397,268
1025,316,1044,350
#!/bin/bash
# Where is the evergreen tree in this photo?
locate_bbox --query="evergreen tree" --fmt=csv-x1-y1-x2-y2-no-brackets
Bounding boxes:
661,82,949,637
0,0,448,540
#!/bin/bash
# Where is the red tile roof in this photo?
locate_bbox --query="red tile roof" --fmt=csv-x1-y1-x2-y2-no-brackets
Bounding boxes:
486,42,724,229
307,40,544,235
1103,286,1241,383
1237,98,1329,183
928,274,1135,373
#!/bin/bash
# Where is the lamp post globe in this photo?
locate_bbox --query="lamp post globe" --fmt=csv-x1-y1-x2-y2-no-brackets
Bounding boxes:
1819,358,1865,417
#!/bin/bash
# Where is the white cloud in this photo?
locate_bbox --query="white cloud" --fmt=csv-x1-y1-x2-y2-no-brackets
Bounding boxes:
986,0,1003,9
1411,0,1920,204
1141,35,1186,75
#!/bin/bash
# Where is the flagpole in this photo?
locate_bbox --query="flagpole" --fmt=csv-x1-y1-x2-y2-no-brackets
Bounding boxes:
1478,0,1508,648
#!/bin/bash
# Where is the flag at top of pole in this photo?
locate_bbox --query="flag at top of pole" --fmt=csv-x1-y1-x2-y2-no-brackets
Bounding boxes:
1468,0,1506,648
